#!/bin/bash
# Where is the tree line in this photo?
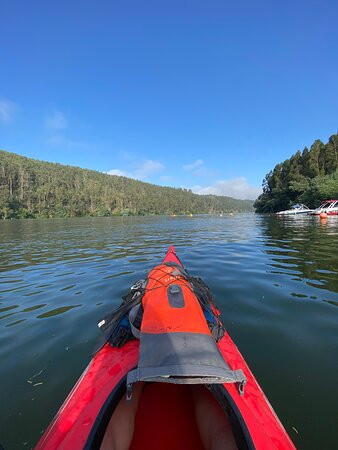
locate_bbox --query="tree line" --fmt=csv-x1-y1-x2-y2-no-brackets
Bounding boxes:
254,133,338,213
0,150,253,219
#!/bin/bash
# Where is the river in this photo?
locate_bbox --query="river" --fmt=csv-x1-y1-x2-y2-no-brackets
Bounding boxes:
0,214,337,449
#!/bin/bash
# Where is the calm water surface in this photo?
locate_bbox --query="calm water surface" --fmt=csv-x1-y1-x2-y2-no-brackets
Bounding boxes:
0,214,337,449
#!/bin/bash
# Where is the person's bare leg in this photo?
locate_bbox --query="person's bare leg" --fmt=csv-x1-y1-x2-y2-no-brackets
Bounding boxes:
100,382,143,450
191,385,238,450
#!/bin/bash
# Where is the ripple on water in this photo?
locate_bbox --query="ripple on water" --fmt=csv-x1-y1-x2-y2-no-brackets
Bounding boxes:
0,215,337,450
36,305,82,319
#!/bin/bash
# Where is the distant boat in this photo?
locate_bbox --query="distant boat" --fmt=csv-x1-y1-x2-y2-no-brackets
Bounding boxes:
311,200,338,216
277,204,313,216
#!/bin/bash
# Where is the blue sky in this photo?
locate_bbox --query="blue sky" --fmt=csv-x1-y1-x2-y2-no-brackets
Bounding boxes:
1,0,337,199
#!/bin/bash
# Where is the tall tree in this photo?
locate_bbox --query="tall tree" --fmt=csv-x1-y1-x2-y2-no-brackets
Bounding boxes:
0,150,254,219
254,133,338,212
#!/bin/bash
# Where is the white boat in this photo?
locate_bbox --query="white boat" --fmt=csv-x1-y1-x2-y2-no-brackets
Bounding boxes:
277,204,313,216
311,200,338,216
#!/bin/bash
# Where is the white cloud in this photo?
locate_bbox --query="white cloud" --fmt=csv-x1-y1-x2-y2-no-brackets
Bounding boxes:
134,160,164,179
106,159,165,180
47,134,91,149
192,177,261,200
45,111,90,150
0,99,17,123
107,169,128,176
182,158,216,177
45,110,68,130
183,159,204,171
160,175,173,182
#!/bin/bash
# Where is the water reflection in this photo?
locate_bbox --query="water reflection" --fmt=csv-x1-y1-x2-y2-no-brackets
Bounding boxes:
0,215,337,450
36,305,81,319
263,216,338,295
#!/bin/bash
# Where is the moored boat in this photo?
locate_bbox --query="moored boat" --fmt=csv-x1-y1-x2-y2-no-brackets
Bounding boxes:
277,203,313,216
311,200,338,216
36,246,295,450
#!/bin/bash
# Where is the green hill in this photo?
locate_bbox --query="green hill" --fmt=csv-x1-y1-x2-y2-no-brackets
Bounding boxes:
254,134,338,213
0,150,253,219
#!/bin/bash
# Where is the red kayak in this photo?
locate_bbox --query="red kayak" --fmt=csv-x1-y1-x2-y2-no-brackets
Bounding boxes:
36,246,295,450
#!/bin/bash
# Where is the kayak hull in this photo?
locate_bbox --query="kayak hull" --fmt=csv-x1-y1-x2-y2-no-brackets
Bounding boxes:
36,247,295,450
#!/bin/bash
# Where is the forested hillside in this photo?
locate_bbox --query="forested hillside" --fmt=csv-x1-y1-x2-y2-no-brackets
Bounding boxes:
0,150,253,219
254,134,338,213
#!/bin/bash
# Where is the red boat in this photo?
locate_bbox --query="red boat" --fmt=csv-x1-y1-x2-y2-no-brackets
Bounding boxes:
312,200,338,216
36,246,295,450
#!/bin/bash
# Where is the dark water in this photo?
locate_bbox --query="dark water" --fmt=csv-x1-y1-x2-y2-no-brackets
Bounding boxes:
0,215,337,449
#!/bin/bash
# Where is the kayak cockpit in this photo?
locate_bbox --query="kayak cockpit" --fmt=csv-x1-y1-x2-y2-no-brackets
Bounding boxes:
89,382,249,450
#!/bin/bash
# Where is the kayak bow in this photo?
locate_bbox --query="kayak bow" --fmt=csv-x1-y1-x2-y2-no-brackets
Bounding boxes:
36,246,295,450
